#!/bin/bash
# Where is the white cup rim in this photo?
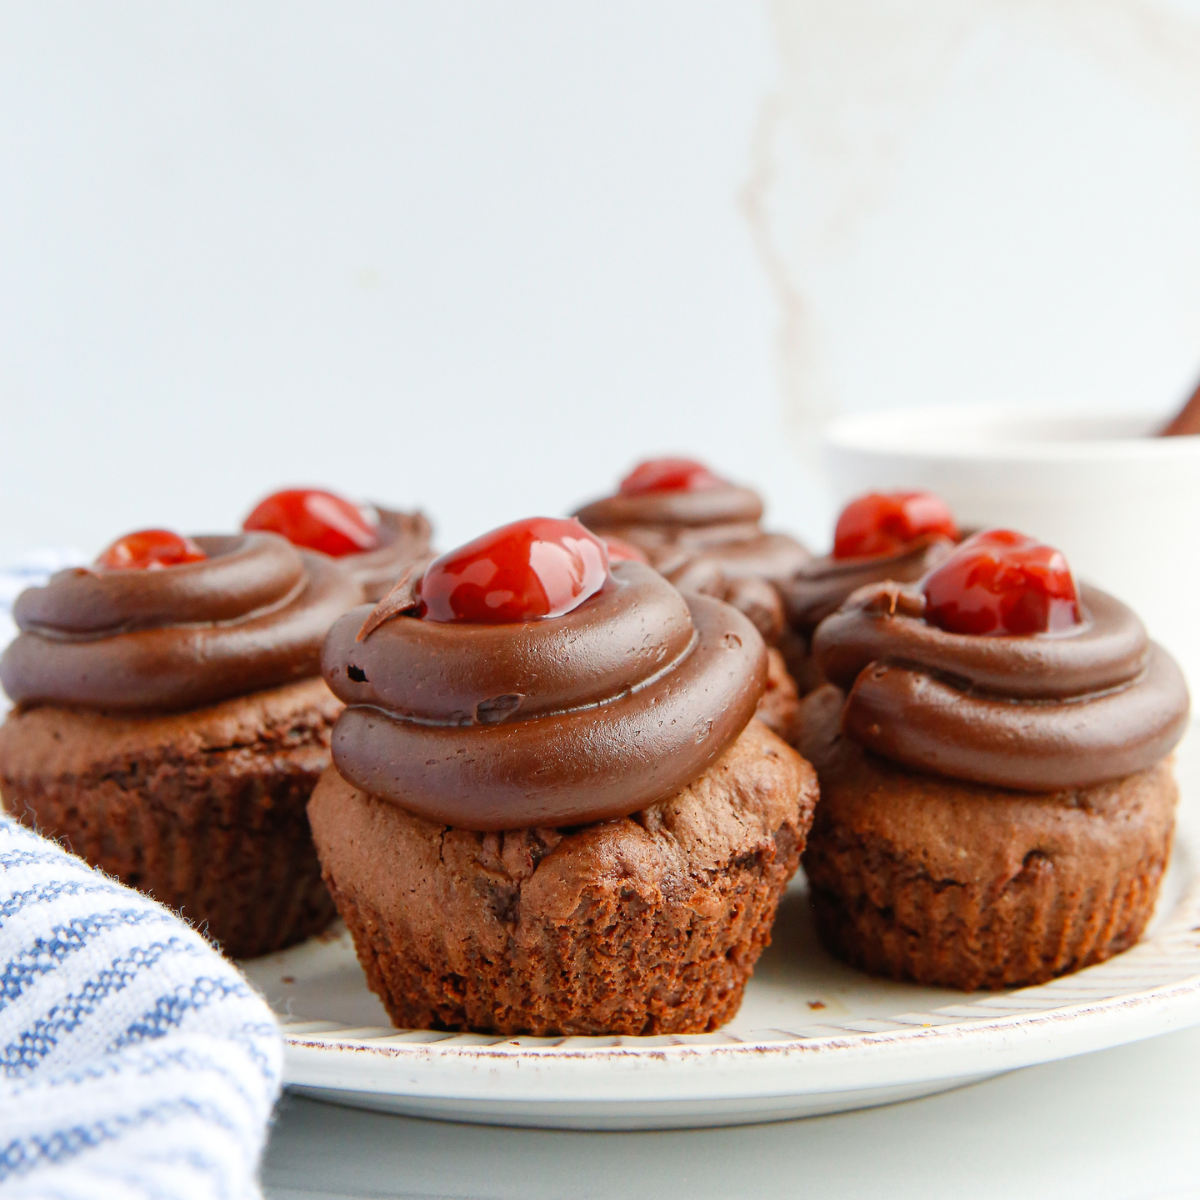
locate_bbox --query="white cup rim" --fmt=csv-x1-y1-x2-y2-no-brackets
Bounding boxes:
824,404,1200,463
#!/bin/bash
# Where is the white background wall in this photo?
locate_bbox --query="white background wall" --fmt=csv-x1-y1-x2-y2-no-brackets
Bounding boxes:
761,0,1200,432
2,1,1199,562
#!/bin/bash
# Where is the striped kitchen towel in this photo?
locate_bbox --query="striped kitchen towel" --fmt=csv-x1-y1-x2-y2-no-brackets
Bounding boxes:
0,814,283,1199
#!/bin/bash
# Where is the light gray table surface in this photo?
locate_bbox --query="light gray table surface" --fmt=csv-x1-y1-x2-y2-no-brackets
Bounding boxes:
262,1021,1200,1200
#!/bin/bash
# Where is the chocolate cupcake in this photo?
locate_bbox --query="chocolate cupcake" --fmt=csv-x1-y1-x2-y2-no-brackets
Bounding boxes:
779,490,960,694
797,529,1190,990
308,516,818,1036
575,457,810,742
0,527,361,958
244,486,434,601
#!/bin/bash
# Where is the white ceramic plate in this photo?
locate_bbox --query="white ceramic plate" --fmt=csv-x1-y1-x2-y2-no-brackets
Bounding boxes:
243,727,1200,1131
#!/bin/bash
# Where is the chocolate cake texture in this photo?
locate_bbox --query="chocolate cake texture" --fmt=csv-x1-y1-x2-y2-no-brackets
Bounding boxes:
0,531,361,956
312,539,819,1035
796,568,1189,991
0,678,341,958
797,685,1177,990
310,718,817,1035
757,647,801,744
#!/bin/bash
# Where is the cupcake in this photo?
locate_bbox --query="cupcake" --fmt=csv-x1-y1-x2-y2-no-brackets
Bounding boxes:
575,457,811,741
244,486,434,601
779,490,961,694
797,529,1190,990
0,527,361,958
308,516,818,1036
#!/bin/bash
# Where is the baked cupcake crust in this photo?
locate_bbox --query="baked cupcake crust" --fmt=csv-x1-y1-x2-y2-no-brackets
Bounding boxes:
756,647,801,745
796,686,1178,990
0,678,342,958
308,718,818,1036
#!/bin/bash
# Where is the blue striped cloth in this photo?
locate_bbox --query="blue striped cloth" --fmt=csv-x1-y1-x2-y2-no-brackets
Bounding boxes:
0,818,282,1199
0,553,283,1198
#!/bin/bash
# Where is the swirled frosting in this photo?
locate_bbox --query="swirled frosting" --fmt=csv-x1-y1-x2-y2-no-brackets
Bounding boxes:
781,537,955,636
1,533,361,713
344,507,435,602
574,483,809,642
812,582,1190,791
322,559,768,829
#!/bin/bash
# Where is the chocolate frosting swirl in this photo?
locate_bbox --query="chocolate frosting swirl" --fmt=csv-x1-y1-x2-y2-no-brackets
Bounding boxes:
812,582,1190,791
344,507,435,602
322,560,768,829
575,484,765,529
781,537,955,635
1,533,361,713
574,483,809,643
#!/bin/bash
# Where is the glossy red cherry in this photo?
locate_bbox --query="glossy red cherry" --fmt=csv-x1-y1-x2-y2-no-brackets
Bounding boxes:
921,529,1081,636
419,517,610,623
833,491,960,560
243,488,379,558
97,529,207,571
601,535,649,564
618,457,724,496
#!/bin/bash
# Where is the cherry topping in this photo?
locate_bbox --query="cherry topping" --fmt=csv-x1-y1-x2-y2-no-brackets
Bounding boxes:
419,517,610,623
97,529,207,572
243,488,379,558
601,535,649,565
833,491,960,560
921,529,1082,636
618,457,724,496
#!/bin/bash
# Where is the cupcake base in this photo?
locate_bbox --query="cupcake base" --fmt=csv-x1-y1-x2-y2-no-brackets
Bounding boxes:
754,647,802,745
0,678,341,959
796,686,1178,991
308,718,818,1036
